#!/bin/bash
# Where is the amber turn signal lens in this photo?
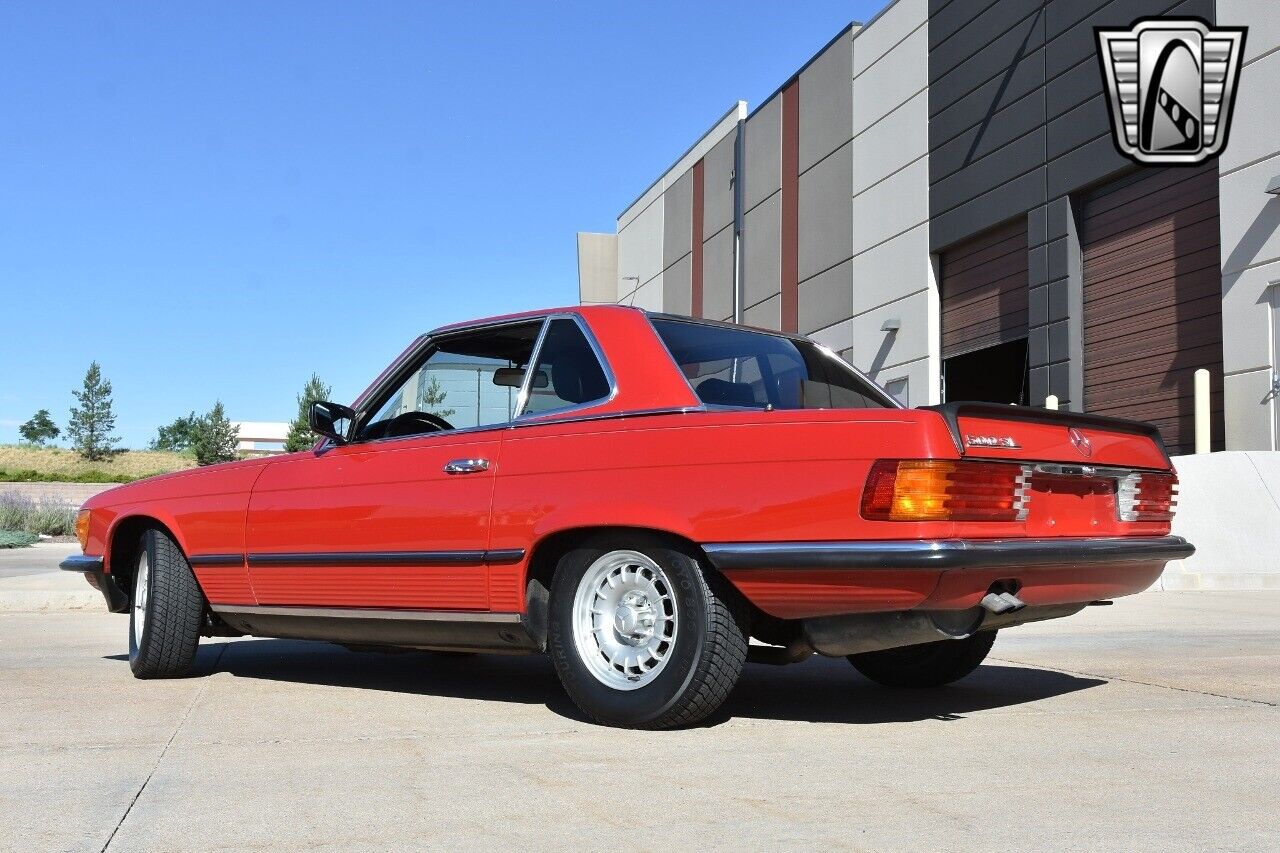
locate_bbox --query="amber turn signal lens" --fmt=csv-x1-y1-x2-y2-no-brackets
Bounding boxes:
75,510,91,551
862,460,956,521
861,459,1030,522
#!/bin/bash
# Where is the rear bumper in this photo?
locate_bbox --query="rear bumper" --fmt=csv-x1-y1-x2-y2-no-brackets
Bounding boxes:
702,536,1194,571
705,536,1193,620
60,554,130,613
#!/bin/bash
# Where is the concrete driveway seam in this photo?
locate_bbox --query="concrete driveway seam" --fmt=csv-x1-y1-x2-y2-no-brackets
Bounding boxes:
987,655,1279,707
100,646,224,852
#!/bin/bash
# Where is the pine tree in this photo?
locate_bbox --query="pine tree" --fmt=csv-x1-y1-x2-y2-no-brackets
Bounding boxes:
284,373,332,452
419,375,455,419
67,362,121,461
18,409,60,446
151,411,199,452
191,401,240,466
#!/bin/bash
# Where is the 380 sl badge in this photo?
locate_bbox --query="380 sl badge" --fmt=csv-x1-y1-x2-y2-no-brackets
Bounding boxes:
965,434,1020,449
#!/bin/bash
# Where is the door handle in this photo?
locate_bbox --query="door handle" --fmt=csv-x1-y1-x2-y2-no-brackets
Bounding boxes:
443,458,490,475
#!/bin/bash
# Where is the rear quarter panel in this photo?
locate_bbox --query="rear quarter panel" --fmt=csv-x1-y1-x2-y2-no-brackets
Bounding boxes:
487,409,953,611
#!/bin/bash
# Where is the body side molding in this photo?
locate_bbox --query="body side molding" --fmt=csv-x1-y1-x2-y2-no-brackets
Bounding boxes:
188,554,245,567
229,549,528,568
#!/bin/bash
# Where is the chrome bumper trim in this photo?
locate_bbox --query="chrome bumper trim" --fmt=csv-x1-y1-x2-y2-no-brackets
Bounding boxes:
702,536,1195,571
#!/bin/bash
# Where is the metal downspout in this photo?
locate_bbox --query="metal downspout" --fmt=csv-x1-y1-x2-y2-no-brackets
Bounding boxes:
732,118,745,325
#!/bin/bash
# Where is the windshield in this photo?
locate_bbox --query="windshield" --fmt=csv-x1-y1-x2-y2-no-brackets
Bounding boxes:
650,318,896,410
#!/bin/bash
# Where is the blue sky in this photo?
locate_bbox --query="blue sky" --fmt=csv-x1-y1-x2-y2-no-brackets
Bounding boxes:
0,1,885,448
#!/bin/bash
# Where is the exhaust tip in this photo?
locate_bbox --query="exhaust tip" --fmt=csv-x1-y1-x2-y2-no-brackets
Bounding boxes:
980,590,1027,614
998,591,1027,613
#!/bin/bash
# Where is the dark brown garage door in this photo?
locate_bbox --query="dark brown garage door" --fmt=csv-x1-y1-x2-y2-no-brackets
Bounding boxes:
1079,163,1224,455
940,219,1029,358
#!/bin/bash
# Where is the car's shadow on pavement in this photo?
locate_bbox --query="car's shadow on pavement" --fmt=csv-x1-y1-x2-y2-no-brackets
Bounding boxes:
106,640,1105,727
716,658,1104,726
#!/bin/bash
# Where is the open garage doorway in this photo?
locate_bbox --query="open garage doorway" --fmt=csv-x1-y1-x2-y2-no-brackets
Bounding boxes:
939,219,1030,406
942,338,1030,405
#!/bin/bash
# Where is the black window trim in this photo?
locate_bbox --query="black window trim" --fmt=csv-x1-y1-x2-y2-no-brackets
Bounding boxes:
644,312,903,411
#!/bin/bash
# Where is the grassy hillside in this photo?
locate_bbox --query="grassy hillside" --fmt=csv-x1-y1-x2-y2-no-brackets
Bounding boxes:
0,445,197,483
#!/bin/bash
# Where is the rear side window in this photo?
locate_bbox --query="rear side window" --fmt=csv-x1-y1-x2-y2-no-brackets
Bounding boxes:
651,318,893,410
522,318,612,416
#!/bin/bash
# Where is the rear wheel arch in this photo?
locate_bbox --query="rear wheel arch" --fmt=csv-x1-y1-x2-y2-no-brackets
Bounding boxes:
542,531,751,728
521,525,752,648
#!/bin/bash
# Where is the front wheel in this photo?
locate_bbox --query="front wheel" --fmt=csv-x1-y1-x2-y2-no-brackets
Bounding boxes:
548,535,747,729
848,631,997,688
129,528,204,678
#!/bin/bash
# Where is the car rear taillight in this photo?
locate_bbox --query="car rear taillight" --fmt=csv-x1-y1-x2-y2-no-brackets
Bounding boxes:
1116,471,1178,522
861,460,1031,522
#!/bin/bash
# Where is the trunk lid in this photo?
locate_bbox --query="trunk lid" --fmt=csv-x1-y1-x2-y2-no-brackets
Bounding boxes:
924,402,1171,470
922,402,1175,537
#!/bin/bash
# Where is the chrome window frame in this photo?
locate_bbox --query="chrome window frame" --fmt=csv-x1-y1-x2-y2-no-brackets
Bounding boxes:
513,313,619,421
340,316,550,448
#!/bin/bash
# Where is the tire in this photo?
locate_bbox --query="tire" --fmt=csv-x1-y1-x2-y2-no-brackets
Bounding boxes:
848,630,997,689
128,528,204,679
548,534,747,729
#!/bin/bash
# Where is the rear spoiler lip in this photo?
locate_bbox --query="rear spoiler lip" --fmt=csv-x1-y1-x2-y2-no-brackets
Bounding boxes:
920,401,1173,467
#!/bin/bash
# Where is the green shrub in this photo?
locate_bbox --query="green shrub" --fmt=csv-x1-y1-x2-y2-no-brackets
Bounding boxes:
0,530,40,549
25,504,78,536
0,493,79,536
0,494,28,531
0,469,155,484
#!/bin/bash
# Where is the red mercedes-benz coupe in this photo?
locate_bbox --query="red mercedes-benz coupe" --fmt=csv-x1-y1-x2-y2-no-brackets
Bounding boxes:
64,306,1192,728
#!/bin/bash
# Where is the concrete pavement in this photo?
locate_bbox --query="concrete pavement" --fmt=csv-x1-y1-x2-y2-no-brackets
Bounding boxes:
0,542,103,612
0,542,100,610
1,592,1276,851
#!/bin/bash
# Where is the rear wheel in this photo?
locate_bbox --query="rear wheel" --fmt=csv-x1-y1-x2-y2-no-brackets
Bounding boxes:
548,535,747,729
129,528,204,678
848,631,997,688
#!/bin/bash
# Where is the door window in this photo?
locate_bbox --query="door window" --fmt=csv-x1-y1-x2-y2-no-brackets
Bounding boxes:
359,321,542,440
521,318,612,416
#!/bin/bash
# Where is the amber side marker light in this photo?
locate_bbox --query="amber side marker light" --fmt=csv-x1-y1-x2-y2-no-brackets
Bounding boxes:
75,510,91,551
862,460,1031,522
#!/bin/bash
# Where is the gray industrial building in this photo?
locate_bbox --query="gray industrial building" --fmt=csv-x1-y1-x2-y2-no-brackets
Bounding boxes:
578,0,1280,455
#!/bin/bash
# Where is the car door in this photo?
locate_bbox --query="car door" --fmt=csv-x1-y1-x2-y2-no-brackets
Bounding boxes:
244,319,544,611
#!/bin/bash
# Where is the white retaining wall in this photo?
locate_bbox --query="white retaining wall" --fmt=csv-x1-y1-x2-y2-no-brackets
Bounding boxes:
1162,451,1280,590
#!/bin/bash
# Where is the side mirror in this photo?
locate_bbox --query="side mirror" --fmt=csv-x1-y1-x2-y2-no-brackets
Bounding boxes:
309,401,355,446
